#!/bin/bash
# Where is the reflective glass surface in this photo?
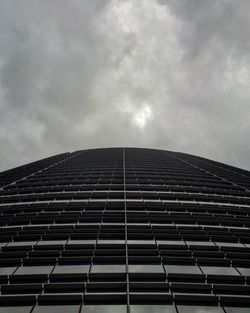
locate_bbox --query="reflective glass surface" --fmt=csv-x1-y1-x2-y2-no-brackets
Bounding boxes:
237,267,250,276
129,265,164,273
130,305,177,313
215,242,243,247
32,305,80,313
177,305,224,313
2,148,250,310
37,240,67,245
97,240,125,244
164,265,201,274
67,240,96,245
157,240,185,245
0,267,17,275
91,264,126,273
53,265,90,274
15,266,53,275
186,241,215,246
81,305,127,313
7,241,37,246
0,307,32,313
224,308,250,313
201,266,238,275
127,240,155,245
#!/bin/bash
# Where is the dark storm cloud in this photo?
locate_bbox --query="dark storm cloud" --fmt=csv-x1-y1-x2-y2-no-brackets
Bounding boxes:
0,0,250,171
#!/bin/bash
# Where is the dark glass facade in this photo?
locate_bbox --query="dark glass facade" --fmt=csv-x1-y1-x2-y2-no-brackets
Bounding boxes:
0,147,250,312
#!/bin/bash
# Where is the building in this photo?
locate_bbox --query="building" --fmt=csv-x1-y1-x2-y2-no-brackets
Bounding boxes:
0,147,250,313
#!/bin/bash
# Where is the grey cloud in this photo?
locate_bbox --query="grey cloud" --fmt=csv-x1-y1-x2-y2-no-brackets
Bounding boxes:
0,0,250,171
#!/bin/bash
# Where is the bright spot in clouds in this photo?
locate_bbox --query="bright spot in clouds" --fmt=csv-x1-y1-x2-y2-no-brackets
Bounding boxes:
120,98,153,129
133,104,152,128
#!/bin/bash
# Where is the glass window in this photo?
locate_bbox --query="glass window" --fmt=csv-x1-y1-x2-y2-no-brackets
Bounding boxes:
129,265,164,273
237,267,250,276
127,240,155,245
215,242,243,247
97,240,125,244
0,267,17,275
186,241,215,246
7,241,38,246
37,240,67,245
164,265,201,274
32,305,80,313
130,305,177,313
177,306,224,313
224,308,250,313
53,265,90,274
67,240,96,245
157,240,185,245
0,307,32,313
15,266,53,275
91,265,126,273
201,266,238,275
81,305,127,313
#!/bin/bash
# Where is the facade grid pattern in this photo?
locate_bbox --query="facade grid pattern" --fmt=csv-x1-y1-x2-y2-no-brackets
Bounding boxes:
0,148,250,312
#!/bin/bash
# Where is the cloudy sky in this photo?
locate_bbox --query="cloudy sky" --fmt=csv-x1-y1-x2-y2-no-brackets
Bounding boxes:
0,0,250,171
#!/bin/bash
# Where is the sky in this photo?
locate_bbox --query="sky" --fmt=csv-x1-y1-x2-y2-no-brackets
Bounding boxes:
0,0,250,172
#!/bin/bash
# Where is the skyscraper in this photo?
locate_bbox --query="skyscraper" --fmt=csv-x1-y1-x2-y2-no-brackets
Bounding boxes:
0,148,250,313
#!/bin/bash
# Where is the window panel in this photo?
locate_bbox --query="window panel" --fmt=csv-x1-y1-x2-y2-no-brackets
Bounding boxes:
15,266,53,275
67,240,96,245
215,242,243,247
97,240,125,245
0,267,17,275
157,241,186,246
224,308,250,313
186,241,215,246
130,305,177,313
129,265,164,273
32,305,80,313
237,267,250,276
164,265,201,274
0,307,32,313
53,265,90,274
91,265,126,273
127,240,155,245
81,305,127,313
177,306,224,313
201,267,239,275
7,241,38,246
37,240,67,245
